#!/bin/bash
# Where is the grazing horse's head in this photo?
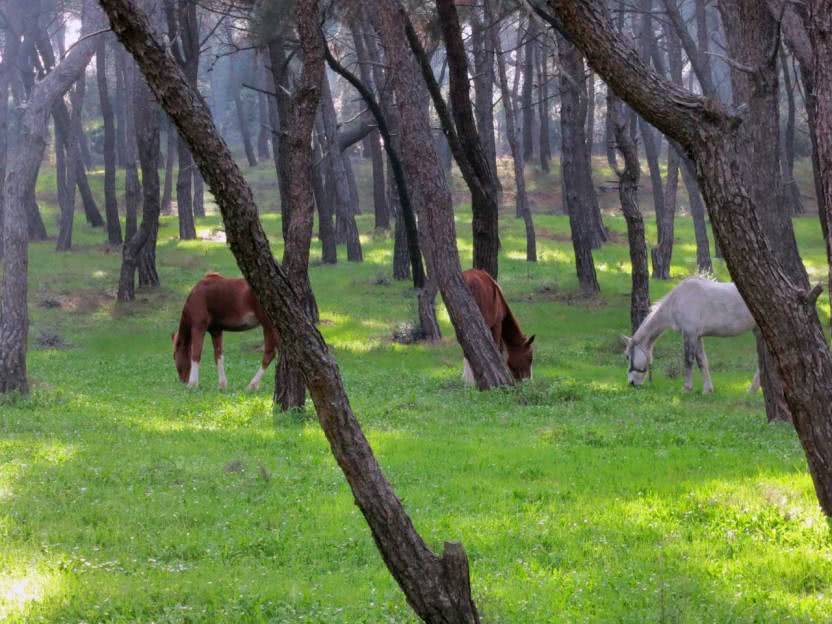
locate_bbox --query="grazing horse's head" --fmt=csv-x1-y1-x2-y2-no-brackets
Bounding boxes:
623,336,652,387
172,330,191,383
507,335,535,380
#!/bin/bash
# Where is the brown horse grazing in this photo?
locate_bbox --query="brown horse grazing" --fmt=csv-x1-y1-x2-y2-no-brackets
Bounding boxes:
461,269,535,384
172,273,279,390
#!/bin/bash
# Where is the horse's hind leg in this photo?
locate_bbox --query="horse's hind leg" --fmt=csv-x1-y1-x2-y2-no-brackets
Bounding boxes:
683,333,696,392
248,329,278,391
695,337,714,394
211,332,227,390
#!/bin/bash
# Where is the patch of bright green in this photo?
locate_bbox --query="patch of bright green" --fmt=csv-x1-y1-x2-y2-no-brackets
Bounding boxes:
3,158,831,622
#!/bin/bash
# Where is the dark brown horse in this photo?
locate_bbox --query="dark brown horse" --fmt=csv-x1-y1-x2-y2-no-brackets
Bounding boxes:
172,273,279,390
461,269,535,383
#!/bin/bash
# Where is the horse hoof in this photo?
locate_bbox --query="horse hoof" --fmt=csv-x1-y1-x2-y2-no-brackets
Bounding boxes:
703,387,714,395
247,384,259,392
683,385,692,392
187,383,198,390
218,382,228,391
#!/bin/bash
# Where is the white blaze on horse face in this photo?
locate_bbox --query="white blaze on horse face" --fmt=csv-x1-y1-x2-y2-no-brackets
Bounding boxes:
462,359,476,386
217,355,228,390
248,366,266,391
187,361,200,388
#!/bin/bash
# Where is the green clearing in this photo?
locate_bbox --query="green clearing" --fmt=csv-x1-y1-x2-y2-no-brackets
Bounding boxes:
2,159,832,623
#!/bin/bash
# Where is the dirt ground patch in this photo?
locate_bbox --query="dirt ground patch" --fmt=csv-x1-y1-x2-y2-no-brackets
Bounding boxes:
525,284,607,308
37,290,113,314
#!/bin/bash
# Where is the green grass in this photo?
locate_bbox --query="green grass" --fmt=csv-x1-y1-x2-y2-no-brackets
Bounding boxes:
2,157,832,622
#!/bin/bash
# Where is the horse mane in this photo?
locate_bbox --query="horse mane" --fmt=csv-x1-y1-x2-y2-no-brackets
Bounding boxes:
494,282,526,347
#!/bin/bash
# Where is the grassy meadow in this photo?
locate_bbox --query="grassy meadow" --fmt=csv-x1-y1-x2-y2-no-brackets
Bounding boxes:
2,155,832,623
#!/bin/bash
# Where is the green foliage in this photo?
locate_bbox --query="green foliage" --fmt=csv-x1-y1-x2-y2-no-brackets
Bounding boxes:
2,160,831,622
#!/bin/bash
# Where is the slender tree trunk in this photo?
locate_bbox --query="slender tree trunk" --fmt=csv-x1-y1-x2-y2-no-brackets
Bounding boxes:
312,130,337,264
780,47,804,215
235,90,258,167
54,105,76,251
193,169,204,218
96,36,123,246
123,58,141,241
585,71,596,154
161,115,176,213
472,7,501,194
67,71,104,228
115,46,127,167
537,38,551,172
679,154,713,272
558,34,600,295
491,5,535,262
521,21,537,161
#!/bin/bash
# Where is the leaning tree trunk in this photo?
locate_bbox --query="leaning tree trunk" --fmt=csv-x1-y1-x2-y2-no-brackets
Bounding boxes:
377,0,513,388
557,34,600,295
1,33,97,394
96,36,123,246
99,2,485,621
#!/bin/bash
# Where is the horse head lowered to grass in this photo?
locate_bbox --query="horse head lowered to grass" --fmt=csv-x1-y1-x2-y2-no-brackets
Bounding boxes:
623,276,759,393
172,273,280,390
461,269,535,384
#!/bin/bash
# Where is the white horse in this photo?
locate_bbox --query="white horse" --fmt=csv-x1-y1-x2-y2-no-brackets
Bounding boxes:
623,277,760,393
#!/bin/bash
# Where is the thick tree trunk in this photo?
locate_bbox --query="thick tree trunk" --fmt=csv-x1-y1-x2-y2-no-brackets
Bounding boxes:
1,34,96,394
538,0,832,517
558,35,600,295
100,3,484,620
96,36,123,246
585,71,596,154
720,0,805,424
376,0,513,389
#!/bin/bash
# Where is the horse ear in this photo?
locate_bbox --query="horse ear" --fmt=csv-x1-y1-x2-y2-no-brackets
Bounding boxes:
525,335,535,347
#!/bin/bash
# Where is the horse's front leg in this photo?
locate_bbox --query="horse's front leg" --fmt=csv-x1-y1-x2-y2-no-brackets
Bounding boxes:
682,333,696,392
188,326,206,388
695,337,714,394
211,331,227,390
248,329,278,391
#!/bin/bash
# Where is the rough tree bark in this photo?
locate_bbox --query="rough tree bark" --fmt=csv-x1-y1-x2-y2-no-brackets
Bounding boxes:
1,32,97,394
521,20,537,162
471,6,501,194
557,34,600,295
99,1,484,620
780,47,804,215
376,0,514,389
123,57,141,241
161,114,176,213
538,0,832,518
274,1,323,411
537,37,552,172
720,0,805,424
610,98,649,332
96,35,123,246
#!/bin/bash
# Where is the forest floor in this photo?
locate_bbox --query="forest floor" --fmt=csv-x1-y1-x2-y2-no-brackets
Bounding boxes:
2,156,832,623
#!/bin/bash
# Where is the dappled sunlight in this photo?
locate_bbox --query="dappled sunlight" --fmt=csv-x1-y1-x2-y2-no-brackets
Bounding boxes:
0,570,64,622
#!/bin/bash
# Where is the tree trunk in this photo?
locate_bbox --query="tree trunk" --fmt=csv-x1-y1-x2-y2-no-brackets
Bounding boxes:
176,137,196,237
558,34,600,295
352,21,389,230
161,115,176,213
114,46,127,167
100,2,484,620
96,36,123,246
611,99,649,332
1,33,97,394
193,169,204,218
521,21,537,162
472,7,501,193
118,66,160,300
585,71,596,154
780,47,804,215
312,129,338,264
235,90,258,167
491,4,536,262
720,0,806,424
537,38,552,172
678,154,712,272
123,57,141,241
376,0,513,389
320,73,362,261
68,71,104,228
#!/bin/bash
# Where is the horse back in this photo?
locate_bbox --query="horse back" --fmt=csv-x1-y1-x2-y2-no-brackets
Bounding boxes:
184,275,275,333
462,269,506,330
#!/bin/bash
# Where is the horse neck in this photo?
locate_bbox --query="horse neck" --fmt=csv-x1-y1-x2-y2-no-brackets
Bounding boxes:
499,293,526,347
633,301,671,347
